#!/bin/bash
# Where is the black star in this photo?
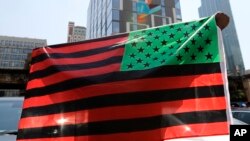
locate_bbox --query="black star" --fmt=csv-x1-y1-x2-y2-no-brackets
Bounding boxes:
134,34,140,39
199,19,206,23
129,53,136,58
169,52,173,56
155,28,160,31
176,54,183,61
191,54,197,61
154,35,160,40
184,22,189,26
153,46,160,52
176,39,182,44
146,41,152,46
198,46,204,52
162,30,167,35
136,58,143,64
184,46,190,53
205,53,213,60
161,51,166,56
169,33,175,39
161,59,166,64
191,38,196,45
204,24,210,30
205,38,212,45
127,63,134,69
148,32,153,36
153,57,158,61
176,27,182,32
144,62,150,67
138,47,144,53
131,42,137,47
170,25,174,29
191,24,197,30
184,32,189,37
145,53,151,58
198,31,203,37
142,30,146,33
169,45,174,49
161,40,167,46
140,37,145,41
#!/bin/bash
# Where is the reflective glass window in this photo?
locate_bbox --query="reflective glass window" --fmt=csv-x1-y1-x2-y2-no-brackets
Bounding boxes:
112,21,120,33
175,0,181,9
113,0,120,9
161,0,165,6
112,10,120,21
107,23,112,36
0,40,4,46
161,7,166,16
132,13,137,23
107,10,112,26
132,1,137,12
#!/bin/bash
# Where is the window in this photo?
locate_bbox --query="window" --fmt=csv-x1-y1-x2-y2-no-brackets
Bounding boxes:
0,40,4,46
107,22,112,36
107,10,112,26
102,25,106,37
113,0,120,10
161,7,166,16
107,0,112,14
0,48,4,52
132,13,137,23
112,10,120,21
161,0,165,6
132,1,137,12
112,21,119,33
175,0,181,9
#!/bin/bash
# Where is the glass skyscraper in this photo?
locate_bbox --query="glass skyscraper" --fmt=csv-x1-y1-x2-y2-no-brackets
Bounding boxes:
199,0,245,75
87,0,182,39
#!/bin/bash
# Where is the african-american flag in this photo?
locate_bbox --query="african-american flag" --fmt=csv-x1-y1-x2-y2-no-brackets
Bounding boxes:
17,15,231,141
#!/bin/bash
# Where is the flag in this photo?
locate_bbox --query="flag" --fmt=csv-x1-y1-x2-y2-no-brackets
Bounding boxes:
17,15,230,141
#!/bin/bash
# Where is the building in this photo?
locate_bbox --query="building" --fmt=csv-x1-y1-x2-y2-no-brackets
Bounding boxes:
87,0,182,39
0,35,47,97
199,0,245,76
243,70,250,102
67,22,87,43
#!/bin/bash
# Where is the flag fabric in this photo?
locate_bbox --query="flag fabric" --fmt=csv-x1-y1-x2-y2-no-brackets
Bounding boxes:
17,15,230,141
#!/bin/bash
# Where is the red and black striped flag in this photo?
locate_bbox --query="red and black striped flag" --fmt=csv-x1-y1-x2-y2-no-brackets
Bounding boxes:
18,15,231,141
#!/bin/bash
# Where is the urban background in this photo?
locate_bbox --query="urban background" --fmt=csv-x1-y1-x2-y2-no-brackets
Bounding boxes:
0,0,249,104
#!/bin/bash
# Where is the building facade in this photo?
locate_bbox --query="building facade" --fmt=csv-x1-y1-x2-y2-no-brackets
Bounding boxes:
0,36,47,69
199,0,245,76
0,36,46,97
87,0,182,39
67,22,86,43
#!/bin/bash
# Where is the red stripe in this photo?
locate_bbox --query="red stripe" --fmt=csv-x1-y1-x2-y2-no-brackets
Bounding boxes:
27,63,121,90
19,97,227,129
23,73,224,109
30,48,124,73
32,36,127,58
17,122,229,141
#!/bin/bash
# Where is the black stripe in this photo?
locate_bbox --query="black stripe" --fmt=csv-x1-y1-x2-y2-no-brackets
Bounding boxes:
48,33,129,48
25,63,221,99
31,45,124,64
30,56,123,80
21,85,224,118
17,110,227,139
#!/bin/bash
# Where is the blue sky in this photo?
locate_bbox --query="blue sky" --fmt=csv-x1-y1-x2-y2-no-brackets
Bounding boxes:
0,0,249,69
